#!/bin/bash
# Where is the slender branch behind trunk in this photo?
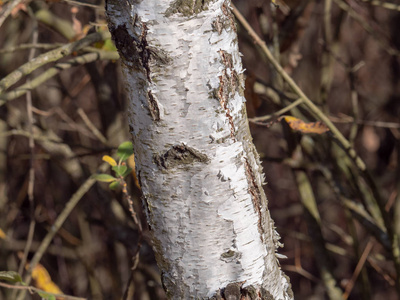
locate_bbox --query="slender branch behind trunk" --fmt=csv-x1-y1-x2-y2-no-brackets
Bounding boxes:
105,0,293,298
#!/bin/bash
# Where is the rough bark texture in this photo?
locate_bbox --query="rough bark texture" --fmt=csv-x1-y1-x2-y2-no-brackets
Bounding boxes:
105,0,293,299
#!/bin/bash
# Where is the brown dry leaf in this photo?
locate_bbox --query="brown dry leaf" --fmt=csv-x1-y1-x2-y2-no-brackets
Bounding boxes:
280,115,330,134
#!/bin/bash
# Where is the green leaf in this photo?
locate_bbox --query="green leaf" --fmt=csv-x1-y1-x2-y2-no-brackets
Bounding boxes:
121,167,132,178
102,39,117,52
92,174,117,182
38,291,56,300
109,181,121,190
117,141,134,161
0,271,23,283
112,165,127,177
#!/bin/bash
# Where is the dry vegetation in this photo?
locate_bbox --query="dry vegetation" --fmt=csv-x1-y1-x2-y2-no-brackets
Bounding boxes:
0,0,400,299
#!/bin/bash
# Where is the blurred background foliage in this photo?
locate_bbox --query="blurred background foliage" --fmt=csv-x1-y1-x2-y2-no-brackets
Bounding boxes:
0,0,399,299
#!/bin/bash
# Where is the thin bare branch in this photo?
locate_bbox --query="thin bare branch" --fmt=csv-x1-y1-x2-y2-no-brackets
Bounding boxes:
0,31,111,95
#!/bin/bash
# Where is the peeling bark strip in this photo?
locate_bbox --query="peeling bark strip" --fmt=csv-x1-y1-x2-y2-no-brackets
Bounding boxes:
106,0,293,298
244,157,263,239
217,50,237,139
147,91,160,121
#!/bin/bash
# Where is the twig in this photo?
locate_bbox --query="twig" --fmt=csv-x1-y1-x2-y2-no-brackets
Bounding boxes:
0,44,113,55
34,8,76,40
348,66,360,145
249,98,303,123
0,43,65,54
0,281,86,300
294,170,344,298
16,162,110,300
270,4,283,89
232,2,400,295
0,30,111,95
367,256,396,286
120,176,143,300
0,0,24,28
343,239,374,299
329,115,400,129
320,0,336,105
231,3,367,171
333,0,400,57
5,238,79,259
1,129,67,144
77,108,108,145
61,0,105,10
361,0,400,11
0,50,119,105
282,242,319,282
17,14,38,280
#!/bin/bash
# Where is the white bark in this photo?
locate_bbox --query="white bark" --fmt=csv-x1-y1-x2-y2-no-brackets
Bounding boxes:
106,0,293,299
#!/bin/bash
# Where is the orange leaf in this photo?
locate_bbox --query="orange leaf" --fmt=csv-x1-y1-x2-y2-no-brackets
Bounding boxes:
30,264,63,294
127,154,140,190
103,155,117,166
280,116,329,134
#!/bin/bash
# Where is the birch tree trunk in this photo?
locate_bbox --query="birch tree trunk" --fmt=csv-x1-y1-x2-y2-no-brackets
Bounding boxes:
105,0,293,299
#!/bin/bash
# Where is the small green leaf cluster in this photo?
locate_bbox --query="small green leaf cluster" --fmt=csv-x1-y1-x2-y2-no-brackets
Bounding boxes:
0,271,55,300
0,271,23,284
92,141,134,190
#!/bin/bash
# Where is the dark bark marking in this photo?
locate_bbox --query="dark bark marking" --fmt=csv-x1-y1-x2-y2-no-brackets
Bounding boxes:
211,282,249,300
147,46,172,66
165,0,212,17
147,91,161,121
221,0,237,32
154,144,209,170
210,290,223,300
138,23,151,81
220,249,241,263
223,283,241,300
244,158,263,240
109,24,138,64
213,1,236,36
212,284,279,300
108,21,152,80
242,285,258,299
260,287,275,300
216,50,264,238
217,50,239,139
213,17,223,35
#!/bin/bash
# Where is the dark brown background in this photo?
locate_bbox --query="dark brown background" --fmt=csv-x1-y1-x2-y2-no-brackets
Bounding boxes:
1,0,399,299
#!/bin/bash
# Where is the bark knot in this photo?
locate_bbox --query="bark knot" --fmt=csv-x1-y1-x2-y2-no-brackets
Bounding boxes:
147,91,160,121
165,0,211,17
154,144,209,170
